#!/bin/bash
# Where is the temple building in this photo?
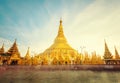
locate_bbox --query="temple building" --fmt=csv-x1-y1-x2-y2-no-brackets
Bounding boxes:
0,40,32,65
103,40,113,64
103,40,120,64
7,39,22,65
38,19,81,65
0,39,22,65
103,40,113,59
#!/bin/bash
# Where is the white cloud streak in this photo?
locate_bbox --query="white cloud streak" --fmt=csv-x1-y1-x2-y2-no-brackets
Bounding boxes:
1,0,120,57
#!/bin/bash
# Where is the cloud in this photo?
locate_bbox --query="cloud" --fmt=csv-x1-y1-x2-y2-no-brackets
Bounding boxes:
63,0,120,55
1,0,120,57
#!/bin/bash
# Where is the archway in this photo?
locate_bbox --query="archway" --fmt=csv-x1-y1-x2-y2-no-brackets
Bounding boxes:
10,60,18,65
65,61,68,65
2,60,8,65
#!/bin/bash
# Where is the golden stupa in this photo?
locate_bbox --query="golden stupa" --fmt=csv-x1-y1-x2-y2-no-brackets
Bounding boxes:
38,19,81,65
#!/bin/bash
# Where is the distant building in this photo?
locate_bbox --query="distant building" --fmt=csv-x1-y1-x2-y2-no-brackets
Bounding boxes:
103,40,120,64
0,39,21,65
0,40,32,65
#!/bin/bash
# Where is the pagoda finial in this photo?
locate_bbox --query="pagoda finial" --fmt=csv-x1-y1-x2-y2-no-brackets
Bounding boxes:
58,18,64,37
27,47,30,54
13,38,17,47
2,43,4,49
15,38,17,43
60,18,62,25
54,19,67,43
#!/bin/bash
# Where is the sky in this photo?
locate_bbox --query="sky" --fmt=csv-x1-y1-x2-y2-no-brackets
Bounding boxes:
0,0,120,57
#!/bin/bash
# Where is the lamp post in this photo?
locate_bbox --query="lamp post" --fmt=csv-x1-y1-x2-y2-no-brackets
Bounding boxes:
80,46,85,54
80,46,86,63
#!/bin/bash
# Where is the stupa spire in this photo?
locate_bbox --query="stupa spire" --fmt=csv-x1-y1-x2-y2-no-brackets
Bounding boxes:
26,47,30,55
58,18,64,37
25,47,31,60
114,46,119,59
54,19,67,43
13,39,17,46
0,43,4,54
1,43,4,51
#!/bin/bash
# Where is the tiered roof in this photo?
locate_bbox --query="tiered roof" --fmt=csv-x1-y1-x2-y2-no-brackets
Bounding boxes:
103,40,113,59
6,39,20,57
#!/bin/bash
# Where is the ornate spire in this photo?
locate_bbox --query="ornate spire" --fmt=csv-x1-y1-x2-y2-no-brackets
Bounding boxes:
0,43,4,54
54,19,67,43
103,40,112,59
25,47,31,60
60,18,62,24
13,39,17,47
58,19,64,37
114,46,119,59
7,39,20,57
104,40,110,52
